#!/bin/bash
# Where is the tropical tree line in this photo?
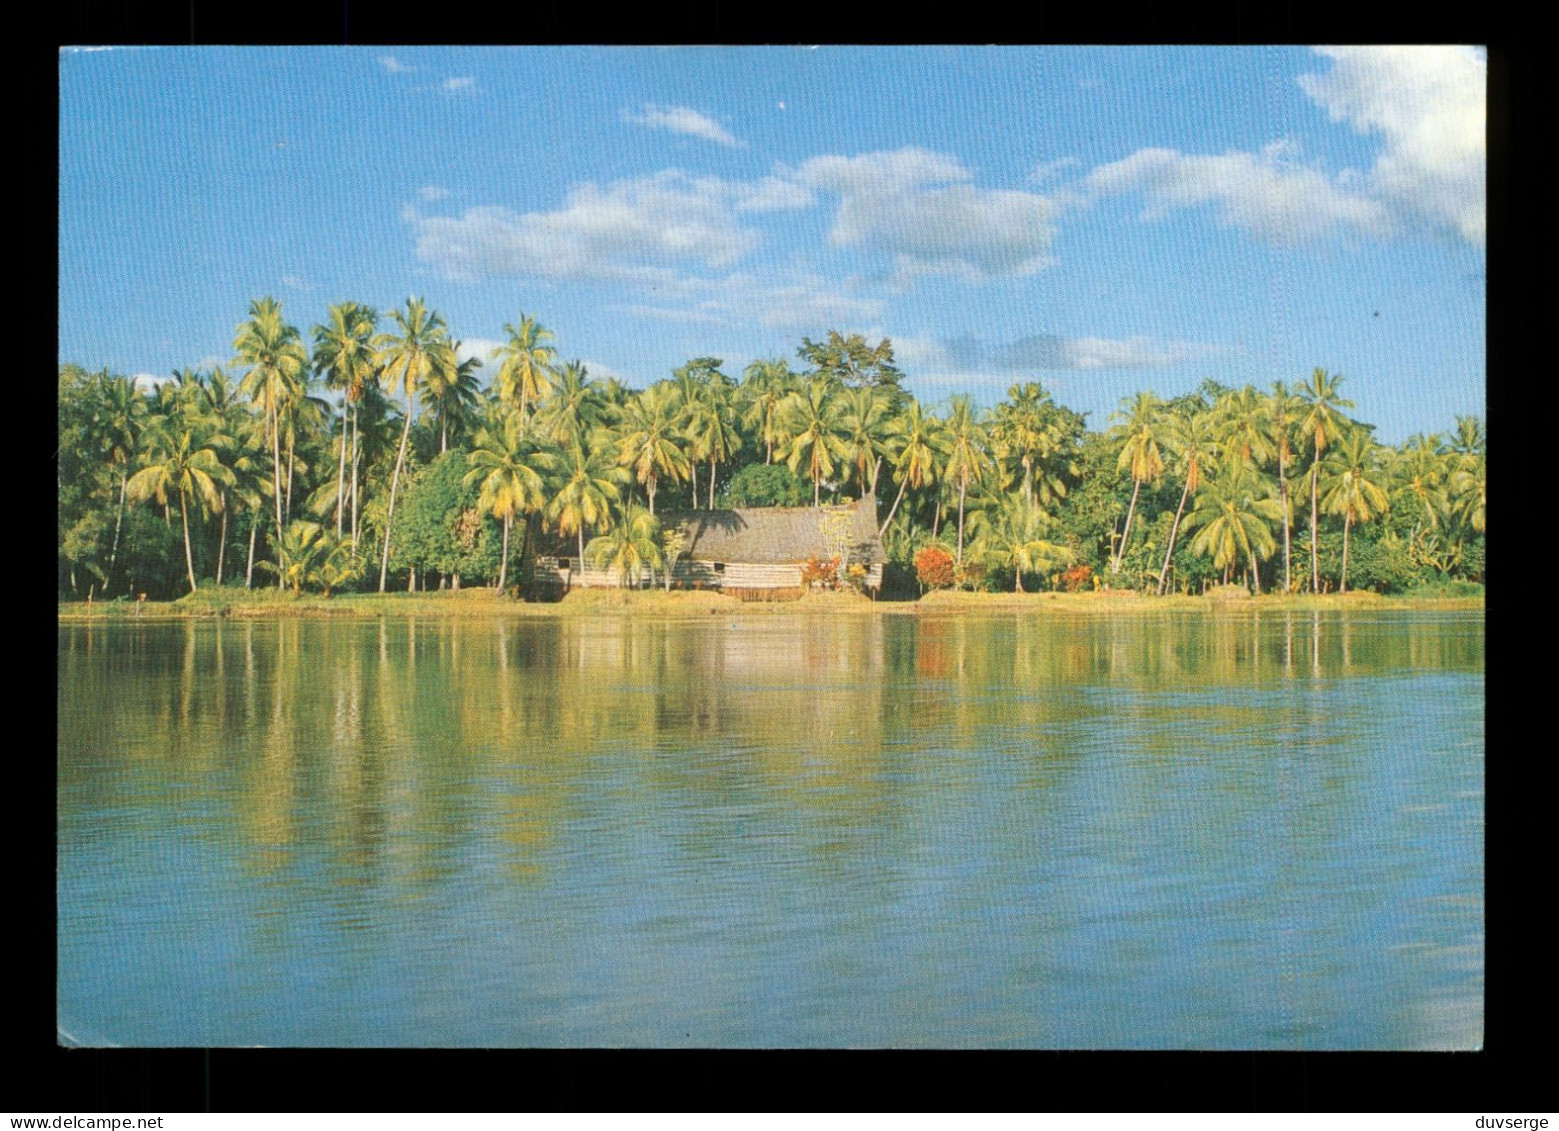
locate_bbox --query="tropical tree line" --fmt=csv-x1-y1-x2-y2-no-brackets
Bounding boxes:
57,299,1486,599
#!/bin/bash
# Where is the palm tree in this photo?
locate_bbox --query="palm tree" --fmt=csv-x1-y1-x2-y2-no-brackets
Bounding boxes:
839,385,889,501
1450,458,1486,535
1264,380,1304,592
687,373,742,508
670,358,722,507
546,437,624,572
91,370,147,593
776,377,848,507
126,421,232,594
1297,368,1355,594
585,502,663,587
490,313,557,422
1319,432,1391,592
985,493,1073,591
940,395,993,567
741,359,795,465
421,344,482,453
1156,408,1221,594
1108,390,1165,573
313,302,378,538
1390,432,1450,534
233,297,308,578
878,400,942,538
535,360,603,450
464,412,549,591
1181,467,1283,588
254,519,329,596
1215,386,1275,476
991,382,1068,510
616,384,690,515
373,298,450,591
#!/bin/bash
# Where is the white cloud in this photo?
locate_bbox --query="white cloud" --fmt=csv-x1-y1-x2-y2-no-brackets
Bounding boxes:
898,332,1228,377
1084,140,1390,242
377,56,413,73
444,76,475,94
130,372,169,390
734,176,815,213
1297,45,1485,243
454,338,504,366
281,274,315,293
623,103,742,148
612,271,883,332
407,170,763,282
788,147,1057,281
418,185,450,203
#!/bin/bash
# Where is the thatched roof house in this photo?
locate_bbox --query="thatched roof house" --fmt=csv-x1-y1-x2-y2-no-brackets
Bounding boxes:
527,495,884,595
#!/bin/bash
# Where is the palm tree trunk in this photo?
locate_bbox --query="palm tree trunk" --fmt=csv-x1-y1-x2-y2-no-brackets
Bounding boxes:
1340,512,1352,593
648,479,657,516
869,454,882,499
1310,461,1321,595
689,463,698,509
270,402,284,589
336,403,348,539
1014,563,1024,592
180,490,197,594
709,460,716,509
109,472,127,594
285,436,295,525
1157,478,1192,595
498,512,511,591
879,471,911,538
441,418,448,454
379,399,415,591
216,504,227,588
814,472,820,507
350,403,361,545
1278,460,1291,593
956,477,967,565
577,527,586,583
1114,478,1142,573
246,515,257,589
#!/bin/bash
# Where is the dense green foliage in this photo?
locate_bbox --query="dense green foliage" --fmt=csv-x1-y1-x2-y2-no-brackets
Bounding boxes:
58,300,1487,599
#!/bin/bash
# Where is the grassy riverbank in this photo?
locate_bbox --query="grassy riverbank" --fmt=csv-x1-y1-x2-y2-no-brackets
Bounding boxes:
58,583,1484,621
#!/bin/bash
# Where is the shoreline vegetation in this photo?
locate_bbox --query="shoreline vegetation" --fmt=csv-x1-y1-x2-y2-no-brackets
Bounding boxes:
57,585,1484,621
60,303,1486,608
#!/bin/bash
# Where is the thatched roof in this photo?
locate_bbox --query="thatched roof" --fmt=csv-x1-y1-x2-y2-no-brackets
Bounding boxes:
525,495,884,566
666,495,883,566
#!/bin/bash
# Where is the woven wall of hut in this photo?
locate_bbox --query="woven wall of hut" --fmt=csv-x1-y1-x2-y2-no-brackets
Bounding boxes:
529,556,879,591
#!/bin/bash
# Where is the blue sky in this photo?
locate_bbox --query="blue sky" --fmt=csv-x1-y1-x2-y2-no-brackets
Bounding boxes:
58,45,1486,442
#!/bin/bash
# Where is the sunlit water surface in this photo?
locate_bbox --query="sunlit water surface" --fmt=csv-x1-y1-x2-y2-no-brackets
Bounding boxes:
58,611,1482,1048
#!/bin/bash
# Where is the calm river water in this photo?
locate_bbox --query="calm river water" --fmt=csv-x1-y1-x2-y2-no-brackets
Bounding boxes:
57,610,1483,1048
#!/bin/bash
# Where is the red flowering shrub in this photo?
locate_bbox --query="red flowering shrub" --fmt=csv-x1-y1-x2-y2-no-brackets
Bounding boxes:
1059,564,1094,592
800,554,841,588
914,546,956,590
